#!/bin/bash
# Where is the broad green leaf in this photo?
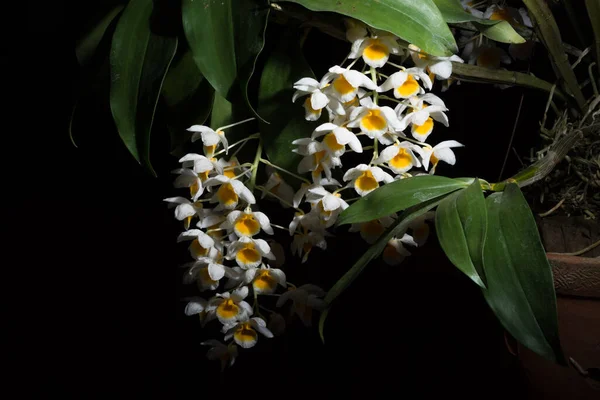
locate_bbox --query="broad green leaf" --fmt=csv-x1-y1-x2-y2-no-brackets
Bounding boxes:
258,29,322,173
432,0,525,43
162,50,205,109
110,0,178,175
162,51,215,154
455,178,487,282
435,186,485,287
483,184,565,364
181,0,269,120
319,196,447,342
282,0,457,56
338,175,467,225
76,5,124,66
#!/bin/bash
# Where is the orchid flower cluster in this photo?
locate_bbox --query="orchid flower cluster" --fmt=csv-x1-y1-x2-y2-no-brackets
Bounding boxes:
289,19,465,265
167,18,469,370
165,117,328,370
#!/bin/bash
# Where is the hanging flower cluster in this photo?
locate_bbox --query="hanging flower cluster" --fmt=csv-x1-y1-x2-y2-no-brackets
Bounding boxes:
166,117,327,369
290,19,465,265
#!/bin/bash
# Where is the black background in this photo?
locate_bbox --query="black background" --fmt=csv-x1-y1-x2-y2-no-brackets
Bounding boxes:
25,0,573,397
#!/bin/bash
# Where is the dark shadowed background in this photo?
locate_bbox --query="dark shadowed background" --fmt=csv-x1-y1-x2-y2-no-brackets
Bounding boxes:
27,0,579,397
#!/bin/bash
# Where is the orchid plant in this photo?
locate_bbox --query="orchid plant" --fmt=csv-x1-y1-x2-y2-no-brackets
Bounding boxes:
72,0,600,374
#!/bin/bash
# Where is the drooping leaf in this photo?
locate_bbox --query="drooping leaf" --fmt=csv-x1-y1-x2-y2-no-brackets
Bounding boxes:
162,50,215,154
338,176,467,225
282,0,457,56
432,0,525,43
319,196,447,342
455,178,487,281
482,184,565,364
181,0,270,120
435,180,485,287
76,5,125,66
110,0,178,175
281,0,457,56
257,29,322,173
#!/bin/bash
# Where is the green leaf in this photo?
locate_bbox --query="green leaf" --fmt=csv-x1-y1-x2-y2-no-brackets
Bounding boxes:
455,178,487,282
319,196,447,342
162,50,215,154
257,30,322,173
435,180,485,287
432,0,525,43
282,0,457,56
338,175,466,225
110,0,178,175
482,184,565,364
181,0,270,120
76,5,124,66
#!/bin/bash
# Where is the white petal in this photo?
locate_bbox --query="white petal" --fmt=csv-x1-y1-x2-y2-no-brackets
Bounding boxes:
435,140,464,150
208,263,225,280
254,212,273,235
428,59,453,79
184,298,206,316
311,91,329,110
312,123,339,139
321,194,340,211
344,70,377,90
232,286,249,301
254,238,272,255
434,148,457,165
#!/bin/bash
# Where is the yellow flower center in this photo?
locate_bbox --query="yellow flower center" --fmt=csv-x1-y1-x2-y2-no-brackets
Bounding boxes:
199,267,217,285
217,182,238,207
413,117,434,137
355,170,379,192
236,243,261,266
234,214,260,237
343,97,359,107
361,109,387,132
253,270,277,292
303,97,319,113
190,238,210,258
323,132,344,152
234,322,257,344
389,148,412,170
204,144,217,157
314,150,327,165
363,39,389,61
430,153,439,167
333,75,355,95
190,181,200,198
397,75,420,97
383,243,400,259
217,298,239,320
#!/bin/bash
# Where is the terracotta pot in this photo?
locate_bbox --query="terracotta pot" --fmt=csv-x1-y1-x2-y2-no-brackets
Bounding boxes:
517,217,600,399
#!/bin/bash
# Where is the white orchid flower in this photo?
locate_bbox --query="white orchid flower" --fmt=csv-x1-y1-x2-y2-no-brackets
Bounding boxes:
421,140,465,173
204,175,256,210
378,67,432,99
409,44,464,80
249,264,287,295
305,186,349,213
348,215,395,244
343,164,394,196
221,209,273,237
262,170,294,208
348,33,401,68
163,196,206,229
184,297,216,327
347,96,402,144
460,0,484,18
291,230,328,263
227,236,275,269
276,284,327,326
400,104,449,142
374,142,422,174
222,317,273,349
292,77,344,121
206,286,253,324
177,229,216,260
312,122,363,157
383,233,418,265
187,125,229,158
320,65,378,103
